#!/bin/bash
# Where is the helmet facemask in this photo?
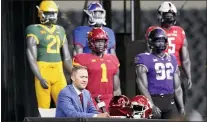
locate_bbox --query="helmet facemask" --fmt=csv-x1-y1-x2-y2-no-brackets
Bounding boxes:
159,12,176,27
131,95,153,119
42,11,58,24
131,103,145,119
89,39,107,53
150,37,168,54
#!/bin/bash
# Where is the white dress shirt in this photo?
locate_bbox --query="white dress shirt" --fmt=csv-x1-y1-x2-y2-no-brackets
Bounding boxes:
73,84,82,96
72,84,97,117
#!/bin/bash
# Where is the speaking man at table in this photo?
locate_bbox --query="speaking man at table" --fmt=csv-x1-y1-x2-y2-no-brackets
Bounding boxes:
56,65,110,118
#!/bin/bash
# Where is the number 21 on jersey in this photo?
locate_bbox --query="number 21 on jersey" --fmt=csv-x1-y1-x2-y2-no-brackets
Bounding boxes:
47,35,61,53
154,62,174,80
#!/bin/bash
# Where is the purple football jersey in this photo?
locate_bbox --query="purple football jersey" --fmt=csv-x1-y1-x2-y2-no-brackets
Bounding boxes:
135,52,178,95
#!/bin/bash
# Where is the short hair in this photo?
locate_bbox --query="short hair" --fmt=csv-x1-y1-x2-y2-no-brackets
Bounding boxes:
71,65,88,74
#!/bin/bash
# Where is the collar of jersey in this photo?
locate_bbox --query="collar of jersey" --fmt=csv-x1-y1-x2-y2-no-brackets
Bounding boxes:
152,52,168,59
89,53,105,59
39,24,56,34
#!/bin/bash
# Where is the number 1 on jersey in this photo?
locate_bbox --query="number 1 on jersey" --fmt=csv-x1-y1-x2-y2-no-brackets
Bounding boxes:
101,63,108,82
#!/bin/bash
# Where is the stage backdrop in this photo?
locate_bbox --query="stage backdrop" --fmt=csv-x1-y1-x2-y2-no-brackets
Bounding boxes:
2,0,41,121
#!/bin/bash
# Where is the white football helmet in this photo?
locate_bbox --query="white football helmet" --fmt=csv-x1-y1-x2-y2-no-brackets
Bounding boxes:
84,2,106,26
157,2,177,25
158,2,177,14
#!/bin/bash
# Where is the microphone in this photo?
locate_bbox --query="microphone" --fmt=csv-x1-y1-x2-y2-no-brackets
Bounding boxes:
95,95,106,113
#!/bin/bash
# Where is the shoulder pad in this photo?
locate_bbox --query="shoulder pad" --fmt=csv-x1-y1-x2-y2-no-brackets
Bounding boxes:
75,26,90,30
137,52,150,56
173,26,184,30
103,26,111,30
148,25,160,30
57,25,65,31
134,53,148,64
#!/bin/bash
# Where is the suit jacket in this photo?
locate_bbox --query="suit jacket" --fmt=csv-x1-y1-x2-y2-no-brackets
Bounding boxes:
56,85,99,117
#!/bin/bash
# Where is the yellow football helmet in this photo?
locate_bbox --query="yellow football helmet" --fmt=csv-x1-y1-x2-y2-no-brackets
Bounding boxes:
36,1,59,24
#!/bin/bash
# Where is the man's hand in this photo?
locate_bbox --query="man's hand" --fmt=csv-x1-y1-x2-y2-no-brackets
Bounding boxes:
180,109,185,117
152,105,162,118
96,112,110,118
39,79,48,89
187,79,192,89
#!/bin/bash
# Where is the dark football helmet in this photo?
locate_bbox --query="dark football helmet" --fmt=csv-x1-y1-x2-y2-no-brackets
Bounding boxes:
109,95,133,118
147,28,168,53
88,28,108,53
131,95,153,119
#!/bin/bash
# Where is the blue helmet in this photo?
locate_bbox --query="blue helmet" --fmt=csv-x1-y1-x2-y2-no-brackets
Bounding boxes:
147,28,168,52
84,2,106,26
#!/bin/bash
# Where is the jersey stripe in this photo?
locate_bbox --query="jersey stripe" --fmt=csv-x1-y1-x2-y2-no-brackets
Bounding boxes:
136,64,149,72
27,34,39,44
62,34,66,45
39,24,56,34
72,58,81,66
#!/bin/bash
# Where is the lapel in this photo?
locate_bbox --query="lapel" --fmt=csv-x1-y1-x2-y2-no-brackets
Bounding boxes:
69,85,83,112
82,91,88,112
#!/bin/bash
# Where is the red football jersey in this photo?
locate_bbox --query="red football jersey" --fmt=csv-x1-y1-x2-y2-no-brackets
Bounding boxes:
73,53,120,111
146,25,186,66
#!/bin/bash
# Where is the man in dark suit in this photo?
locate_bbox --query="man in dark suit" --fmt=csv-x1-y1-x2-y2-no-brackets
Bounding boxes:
56,65,110,118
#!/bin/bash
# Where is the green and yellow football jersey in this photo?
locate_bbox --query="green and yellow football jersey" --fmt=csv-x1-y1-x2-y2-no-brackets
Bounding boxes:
26,24,66,62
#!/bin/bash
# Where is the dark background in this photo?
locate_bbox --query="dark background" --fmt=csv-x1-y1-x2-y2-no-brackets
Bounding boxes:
2,0,41,121
1,0,206,121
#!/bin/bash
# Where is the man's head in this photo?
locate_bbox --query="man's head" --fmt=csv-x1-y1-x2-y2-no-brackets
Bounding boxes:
37,1,59,25
157,2,177,28
148,28,168,54
88,28,108,53
84,2,106,27
71,65,88,90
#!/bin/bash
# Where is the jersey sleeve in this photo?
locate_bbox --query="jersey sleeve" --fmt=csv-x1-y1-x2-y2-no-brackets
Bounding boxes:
112,55,120,67
59,26,67,46
171,54,178,73
134,53,149,72
72,54,88,66
179,27,186,46
72,27,87,47
72,55,82,66
110,55,120,74
25,25,39,44
107,29,116,49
